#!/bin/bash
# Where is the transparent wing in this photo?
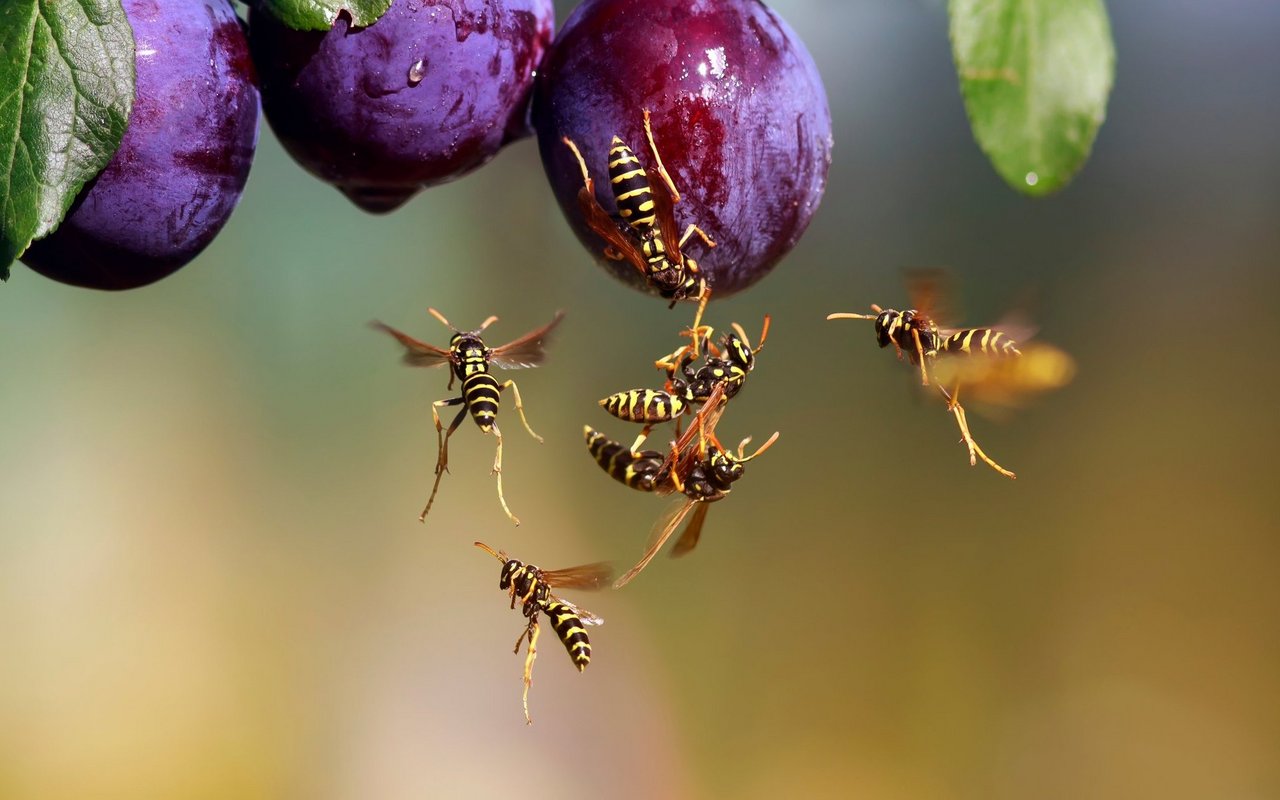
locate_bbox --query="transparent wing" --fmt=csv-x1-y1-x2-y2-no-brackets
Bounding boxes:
904,268,959,329
490,311,566,369
669,501,711,558
370,321,452,368
577,187,650,278
647,161,687,264
614,499,696,588
548,595,604,627
540,560,615,591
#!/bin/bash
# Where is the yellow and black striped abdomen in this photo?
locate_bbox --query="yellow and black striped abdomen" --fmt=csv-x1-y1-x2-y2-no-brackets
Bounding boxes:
599,389,687,423
584,426,663,492
543,600,592,671
942,328,1022,358
607,137,656,230
462,372,501,430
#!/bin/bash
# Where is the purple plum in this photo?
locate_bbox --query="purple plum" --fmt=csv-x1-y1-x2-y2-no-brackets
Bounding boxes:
22,0,260,291
248,0,554,213
533,0,832,299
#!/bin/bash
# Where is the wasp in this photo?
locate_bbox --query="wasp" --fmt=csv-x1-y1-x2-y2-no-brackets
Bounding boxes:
827,273,1073,479
600,316,770,452
371,308,564,525
474,542,612,724
563,108,717,336
609,396,780,588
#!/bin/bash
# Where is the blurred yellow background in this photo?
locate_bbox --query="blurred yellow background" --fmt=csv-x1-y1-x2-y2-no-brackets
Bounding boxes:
2,1,1278,798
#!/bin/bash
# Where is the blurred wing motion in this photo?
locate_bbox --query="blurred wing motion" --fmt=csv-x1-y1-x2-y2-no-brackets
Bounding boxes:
614,499,700,588
540,560,615,592
931,341,1076,408
905,268,958,330
490,311,566,369
370,321,452,367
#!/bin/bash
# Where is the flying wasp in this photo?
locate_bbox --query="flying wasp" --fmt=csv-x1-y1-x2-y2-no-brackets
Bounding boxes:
474,542,612,724
609,395,780,588
371,309,564,525
600,316,770,453
563,108,717,336
827,273,1073,479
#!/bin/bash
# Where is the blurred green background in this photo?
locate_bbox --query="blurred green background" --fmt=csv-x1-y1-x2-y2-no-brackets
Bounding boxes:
2,1,1278,798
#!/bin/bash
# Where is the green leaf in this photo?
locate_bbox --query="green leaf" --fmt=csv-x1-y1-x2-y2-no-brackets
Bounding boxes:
0,0,135,280
259,0,392,31
949,0,1115,196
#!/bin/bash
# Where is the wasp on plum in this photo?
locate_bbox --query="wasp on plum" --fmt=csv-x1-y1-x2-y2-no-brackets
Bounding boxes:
562,108,717,339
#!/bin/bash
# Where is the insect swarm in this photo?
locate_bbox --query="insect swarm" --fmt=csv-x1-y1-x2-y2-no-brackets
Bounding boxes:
563,108,717,335
610,399,780,588
474,542,612,724
371,308,564,525
828,274,1073,479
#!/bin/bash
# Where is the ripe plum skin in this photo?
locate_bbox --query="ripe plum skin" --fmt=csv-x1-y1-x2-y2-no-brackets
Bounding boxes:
22,0,260,291
533,0,832,299
249,0,554,213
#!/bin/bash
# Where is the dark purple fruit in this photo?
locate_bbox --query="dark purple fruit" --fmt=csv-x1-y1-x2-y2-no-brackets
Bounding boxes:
22,0,260,292
249,0,554,213
533,0,832,299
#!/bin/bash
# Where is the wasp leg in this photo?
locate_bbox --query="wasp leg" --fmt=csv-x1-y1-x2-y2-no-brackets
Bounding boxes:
941,385,1016,479
603,246,625,261
689,289,711,355
911,327,931,386
642,108,681,202
419,399,467,523
489,424,521,526
629,424,656,455
498,379,542,443
678,223,716,250
521,618,542,725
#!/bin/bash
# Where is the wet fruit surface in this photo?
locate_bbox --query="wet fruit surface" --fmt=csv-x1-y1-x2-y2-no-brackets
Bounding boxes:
533,0,832,299
22,0,260,291
249,0,554,213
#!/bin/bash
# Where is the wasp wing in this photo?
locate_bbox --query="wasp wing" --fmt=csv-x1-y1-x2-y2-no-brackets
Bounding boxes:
370,321,452,368
905,268,960,330
547,595,605,627
669,501,711,558
614,499,697,588
490,310,566,369
931,342,1075,410
540,560,615,591
577,187,650,278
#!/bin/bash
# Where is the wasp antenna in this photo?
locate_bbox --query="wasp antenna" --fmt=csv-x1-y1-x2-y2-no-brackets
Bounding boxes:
428,308,456,330
742,431,780,461
735,436,753,458
562,136,592,185
826,311,878,321
730,321,750,348
756,314,772,352
477,315,500,332
474,541,505,561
